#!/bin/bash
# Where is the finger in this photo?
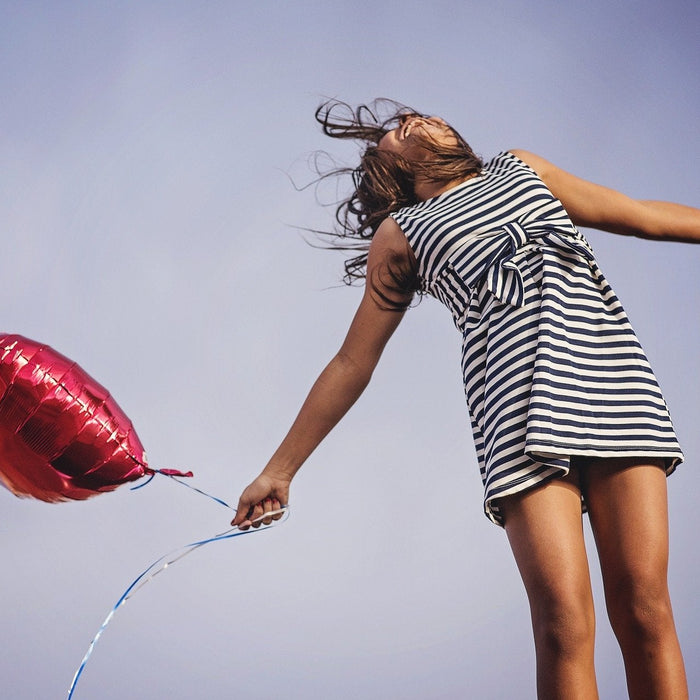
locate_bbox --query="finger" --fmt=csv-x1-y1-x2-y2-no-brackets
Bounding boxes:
231,498,253,528
247,502,288,527
270,497,284,521
250,501,265,528
262,498,274,525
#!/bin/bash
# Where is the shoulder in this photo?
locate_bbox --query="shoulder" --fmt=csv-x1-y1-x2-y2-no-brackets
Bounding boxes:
507,149,586,201
364,218,418,308
368,217,410,261
368,218,417,276
507,150,590,196
505,149,551,176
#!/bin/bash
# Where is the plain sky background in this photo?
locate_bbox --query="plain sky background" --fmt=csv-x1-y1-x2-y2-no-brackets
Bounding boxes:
1,1,698,698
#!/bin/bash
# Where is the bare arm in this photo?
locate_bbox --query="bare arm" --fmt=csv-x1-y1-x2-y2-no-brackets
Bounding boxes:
232,218,414,527
510,149,700,243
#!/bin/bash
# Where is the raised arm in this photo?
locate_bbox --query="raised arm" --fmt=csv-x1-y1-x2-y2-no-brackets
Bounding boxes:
231,218,415,528
511,149,700,243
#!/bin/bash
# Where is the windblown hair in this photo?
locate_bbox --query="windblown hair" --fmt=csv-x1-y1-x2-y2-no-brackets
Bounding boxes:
313,99,483,307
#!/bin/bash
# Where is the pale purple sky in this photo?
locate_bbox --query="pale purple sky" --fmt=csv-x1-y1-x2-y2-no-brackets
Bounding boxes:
1,2,699,698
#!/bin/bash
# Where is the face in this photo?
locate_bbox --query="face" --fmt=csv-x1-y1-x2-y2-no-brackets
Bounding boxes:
377,114,457,158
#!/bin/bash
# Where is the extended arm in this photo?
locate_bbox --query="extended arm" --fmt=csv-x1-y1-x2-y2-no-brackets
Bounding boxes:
231,218,414,527
511,150,700,243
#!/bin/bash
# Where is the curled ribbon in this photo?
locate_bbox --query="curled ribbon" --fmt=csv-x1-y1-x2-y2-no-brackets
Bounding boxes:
66,473,288,699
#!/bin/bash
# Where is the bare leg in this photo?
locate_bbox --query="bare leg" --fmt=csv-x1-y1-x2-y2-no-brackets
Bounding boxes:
500,472,599,700
582,457,688,700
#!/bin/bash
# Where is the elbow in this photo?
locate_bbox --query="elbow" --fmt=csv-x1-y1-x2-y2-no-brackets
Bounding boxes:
334,349,377,389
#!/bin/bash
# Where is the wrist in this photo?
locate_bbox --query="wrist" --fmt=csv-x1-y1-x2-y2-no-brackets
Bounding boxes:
262,458,297,482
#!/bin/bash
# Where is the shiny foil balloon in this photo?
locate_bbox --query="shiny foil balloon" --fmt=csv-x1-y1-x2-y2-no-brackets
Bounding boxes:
0,333,161,501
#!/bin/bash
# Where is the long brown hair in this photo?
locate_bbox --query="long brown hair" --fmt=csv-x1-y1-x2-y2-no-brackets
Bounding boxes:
313,99,483,305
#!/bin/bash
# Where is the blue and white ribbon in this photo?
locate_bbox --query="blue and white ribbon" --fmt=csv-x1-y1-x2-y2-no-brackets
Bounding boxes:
66,473,288,699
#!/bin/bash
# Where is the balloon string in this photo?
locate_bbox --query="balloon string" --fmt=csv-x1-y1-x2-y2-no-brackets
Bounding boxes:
66,481,288,700
157,472,235,510
131,470,233,510
129,473,156,489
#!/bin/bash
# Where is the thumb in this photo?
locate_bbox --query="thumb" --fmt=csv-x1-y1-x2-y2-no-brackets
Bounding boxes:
231,493,255,528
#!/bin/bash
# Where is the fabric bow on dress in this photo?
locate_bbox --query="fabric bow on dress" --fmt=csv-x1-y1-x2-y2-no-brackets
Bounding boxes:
476,220,595,308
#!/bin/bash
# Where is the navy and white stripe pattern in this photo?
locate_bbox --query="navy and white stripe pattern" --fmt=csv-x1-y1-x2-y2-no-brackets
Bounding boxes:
391,151,683,526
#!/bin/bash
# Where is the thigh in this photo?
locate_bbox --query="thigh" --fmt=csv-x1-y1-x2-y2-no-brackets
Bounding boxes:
581,457,670,590
500,472,593,607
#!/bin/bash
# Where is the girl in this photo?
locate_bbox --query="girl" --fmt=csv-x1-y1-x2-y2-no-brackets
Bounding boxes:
232,100,699,699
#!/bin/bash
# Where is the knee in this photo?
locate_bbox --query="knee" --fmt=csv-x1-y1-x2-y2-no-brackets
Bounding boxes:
605,575,675,644
531,592,596,658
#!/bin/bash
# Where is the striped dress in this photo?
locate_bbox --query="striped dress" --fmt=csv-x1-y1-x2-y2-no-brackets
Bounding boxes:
390,151,683,526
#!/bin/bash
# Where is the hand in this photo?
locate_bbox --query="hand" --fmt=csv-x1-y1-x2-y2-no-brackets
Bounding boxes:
231,470,291,530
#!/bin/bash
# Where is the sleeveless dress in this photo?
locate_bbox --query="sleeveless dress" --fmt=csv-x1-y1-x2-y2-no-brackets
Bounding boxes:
390,151,683,526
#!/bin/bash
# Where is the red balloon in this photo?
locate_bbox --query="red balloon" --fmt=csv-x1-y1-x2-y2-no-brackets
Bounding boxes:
0,333,165,502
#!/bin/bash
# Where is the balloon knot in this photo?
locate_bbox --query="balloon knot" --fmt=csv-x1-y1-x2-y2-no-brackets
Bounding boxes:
156,468,194,478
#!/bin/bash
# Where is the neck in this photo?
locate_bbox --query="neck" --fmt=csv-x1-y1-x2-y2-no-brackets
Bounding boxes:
414,175,473,201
